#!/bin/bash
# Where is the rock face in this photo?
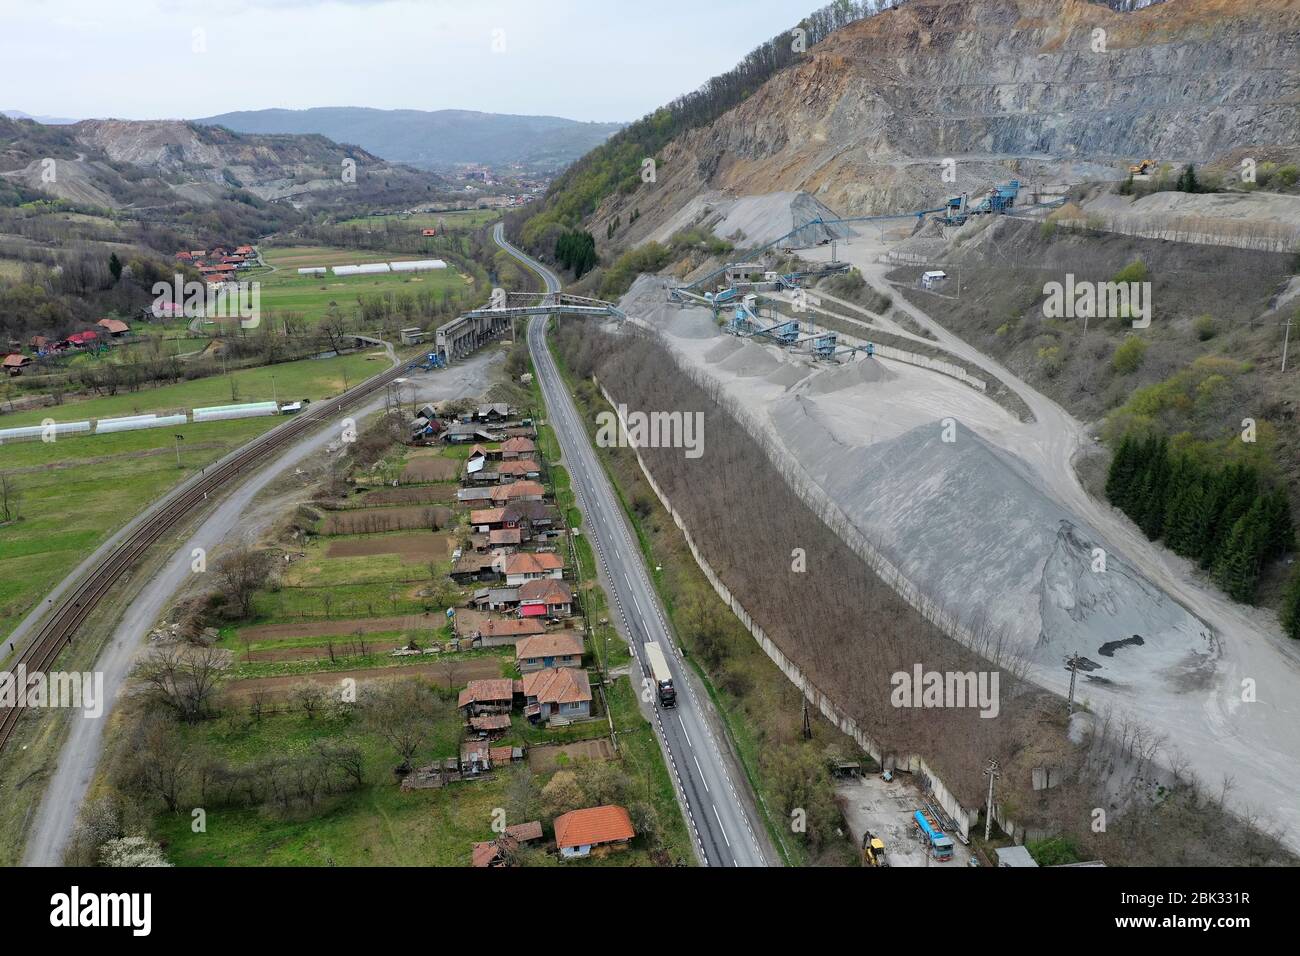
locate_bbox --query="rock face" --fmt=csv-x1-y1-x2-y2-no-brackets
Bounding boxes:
607,0,1300,244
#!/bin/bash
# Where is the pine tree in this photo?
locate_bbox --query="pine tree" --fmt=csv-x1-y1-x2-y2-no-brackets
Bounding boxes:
1281,567,1300,640
1137,438,1172,539
1264,487,1295,561
1214,499,1270,603
1105,434,1139,507
1167,481,1205,557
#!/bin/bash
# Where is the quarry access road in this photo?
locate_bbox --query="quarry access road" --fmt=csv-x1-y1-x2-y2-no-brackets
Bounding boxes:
808,243,1300,847
495,223,774,867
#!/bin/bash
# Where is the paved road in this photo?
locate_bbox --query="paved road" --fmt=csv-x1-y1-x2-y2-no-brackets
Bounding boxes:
493,224,773,867
22,351,501,865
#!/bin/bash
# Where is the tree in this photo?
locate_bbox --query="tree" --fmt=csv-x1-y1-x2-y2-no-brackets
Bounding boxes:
1112,335,1148,375
292,682,326,719
541,769,586,818
130,714,192,812
1214,499,1269,603
1281,568,1300,640
0,472,20,523
1104,434,1139,509
361,678,436,773
108,252,123,283
213,548,273,619
134,644,226,723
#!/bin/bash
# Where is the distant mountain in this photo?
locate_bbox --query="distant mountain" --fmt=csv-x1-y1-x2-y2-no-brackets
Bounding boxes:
0,115,450,211
195,107,624,171
2,109,79,125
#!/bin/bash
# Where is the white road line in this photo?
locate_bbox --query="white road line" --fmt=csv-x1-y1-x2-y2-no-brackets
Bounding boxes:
712,805,731,847
678,713,693,748
693,753,710,793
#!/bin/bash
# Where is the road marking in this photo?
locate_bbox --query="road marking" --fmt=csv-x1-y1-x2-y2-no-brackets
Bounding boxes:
678,713,692,748
712,805,731,847
693,753,709,792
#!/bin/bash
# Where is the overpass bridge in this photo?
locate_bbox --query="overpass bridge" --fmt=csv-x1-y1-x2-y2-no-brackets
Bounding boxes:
433,291,625,364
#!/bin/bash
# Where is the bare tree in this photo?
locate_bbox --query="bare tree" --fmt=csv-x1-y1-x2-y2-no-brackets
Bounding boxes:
361,679,437,773
0,473,21,524
213,548,273,619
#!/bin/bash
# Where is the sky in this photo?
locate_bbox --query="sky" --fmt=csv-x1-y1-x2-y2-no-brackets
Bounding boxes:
3,0,819,123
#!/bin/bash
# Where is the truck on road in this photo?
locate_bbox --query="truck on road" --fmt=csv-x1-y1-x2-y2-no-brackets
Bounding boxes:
643,641,677,708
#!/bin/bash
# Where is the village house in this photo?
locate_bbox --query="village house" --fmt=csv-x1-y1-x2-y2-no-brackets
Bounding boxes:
472,617,546,648
517,578,574,619
469,507,510,533
95,318,130,337
491,480,544,504
497,459,541,482
500,436,536,460
475,403,512,422
3,353,33,375
553,805,635,860
516,632,584,673
489,528,523,548
458,679,517,717
456,486,498,505
503,551,564,587
521,667,591,724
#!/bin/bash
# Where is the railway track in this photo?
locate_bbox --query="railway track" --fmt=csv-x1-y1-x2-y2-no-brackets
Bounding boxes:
0,356,417,754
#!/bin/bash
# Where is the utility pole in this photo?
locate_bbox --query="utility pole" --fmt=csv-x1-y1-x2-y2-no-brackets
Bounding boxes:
1064,653,1087,714
983,759,1001,841
1282,311,1293,373
599,617,610,684
271,373,277,407
801,695,813,740
173,434,184,469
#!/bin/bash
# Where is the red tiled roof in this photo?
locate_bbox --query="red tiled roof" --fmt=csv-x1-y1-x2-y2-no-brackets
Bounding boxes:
501,437,536,454
489,528,522,546
505,820,543,842
66,331,98,345
3,354,31,367
470,507,506,525
469,714,511,731
517,578,572,606
479,618,544,638
498,459,539,476
553,805,634,850
516,632,583,660
96,318,129,334
521,667,590,706
491,480,545,503
504,551,563,576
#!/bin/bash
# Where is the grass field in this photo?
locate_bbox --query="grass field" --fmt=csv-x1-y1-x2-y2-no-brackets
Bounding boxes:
0,349,386,428
0,416,275,646
334,209,502,230
253,245,474,324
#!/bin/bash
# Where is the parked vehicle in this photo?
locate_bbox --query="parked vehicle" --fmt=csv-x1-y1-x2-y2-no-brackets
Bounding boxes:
913,809,954,862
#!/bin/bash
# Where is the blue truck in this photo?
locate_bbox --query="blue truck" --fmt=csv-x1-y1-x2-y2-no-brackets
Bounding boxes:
914,809,955,861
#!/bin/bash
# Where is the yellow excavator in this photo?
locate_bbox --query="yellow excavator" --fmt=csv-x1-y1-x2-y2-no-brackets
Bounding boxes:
862,830,890,867
1128,159,1156,176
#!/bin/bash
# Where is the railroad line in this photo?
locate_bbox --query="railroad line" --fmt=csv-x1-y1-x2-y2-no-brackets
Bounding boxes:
0,356,416,753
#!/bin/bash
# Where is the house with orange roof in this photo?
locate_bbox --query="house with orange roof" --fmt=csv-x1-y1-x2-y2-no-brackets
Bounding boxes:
521,667,590,724
516,632,583,672
503,551,564,587
553,805,635,859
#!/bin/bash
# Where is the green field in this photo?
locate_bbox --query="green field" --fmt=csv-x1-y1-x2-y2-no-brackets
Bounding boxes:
335,209,502,230
0,417,275,645
251,245,474,324
0,350,386,428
